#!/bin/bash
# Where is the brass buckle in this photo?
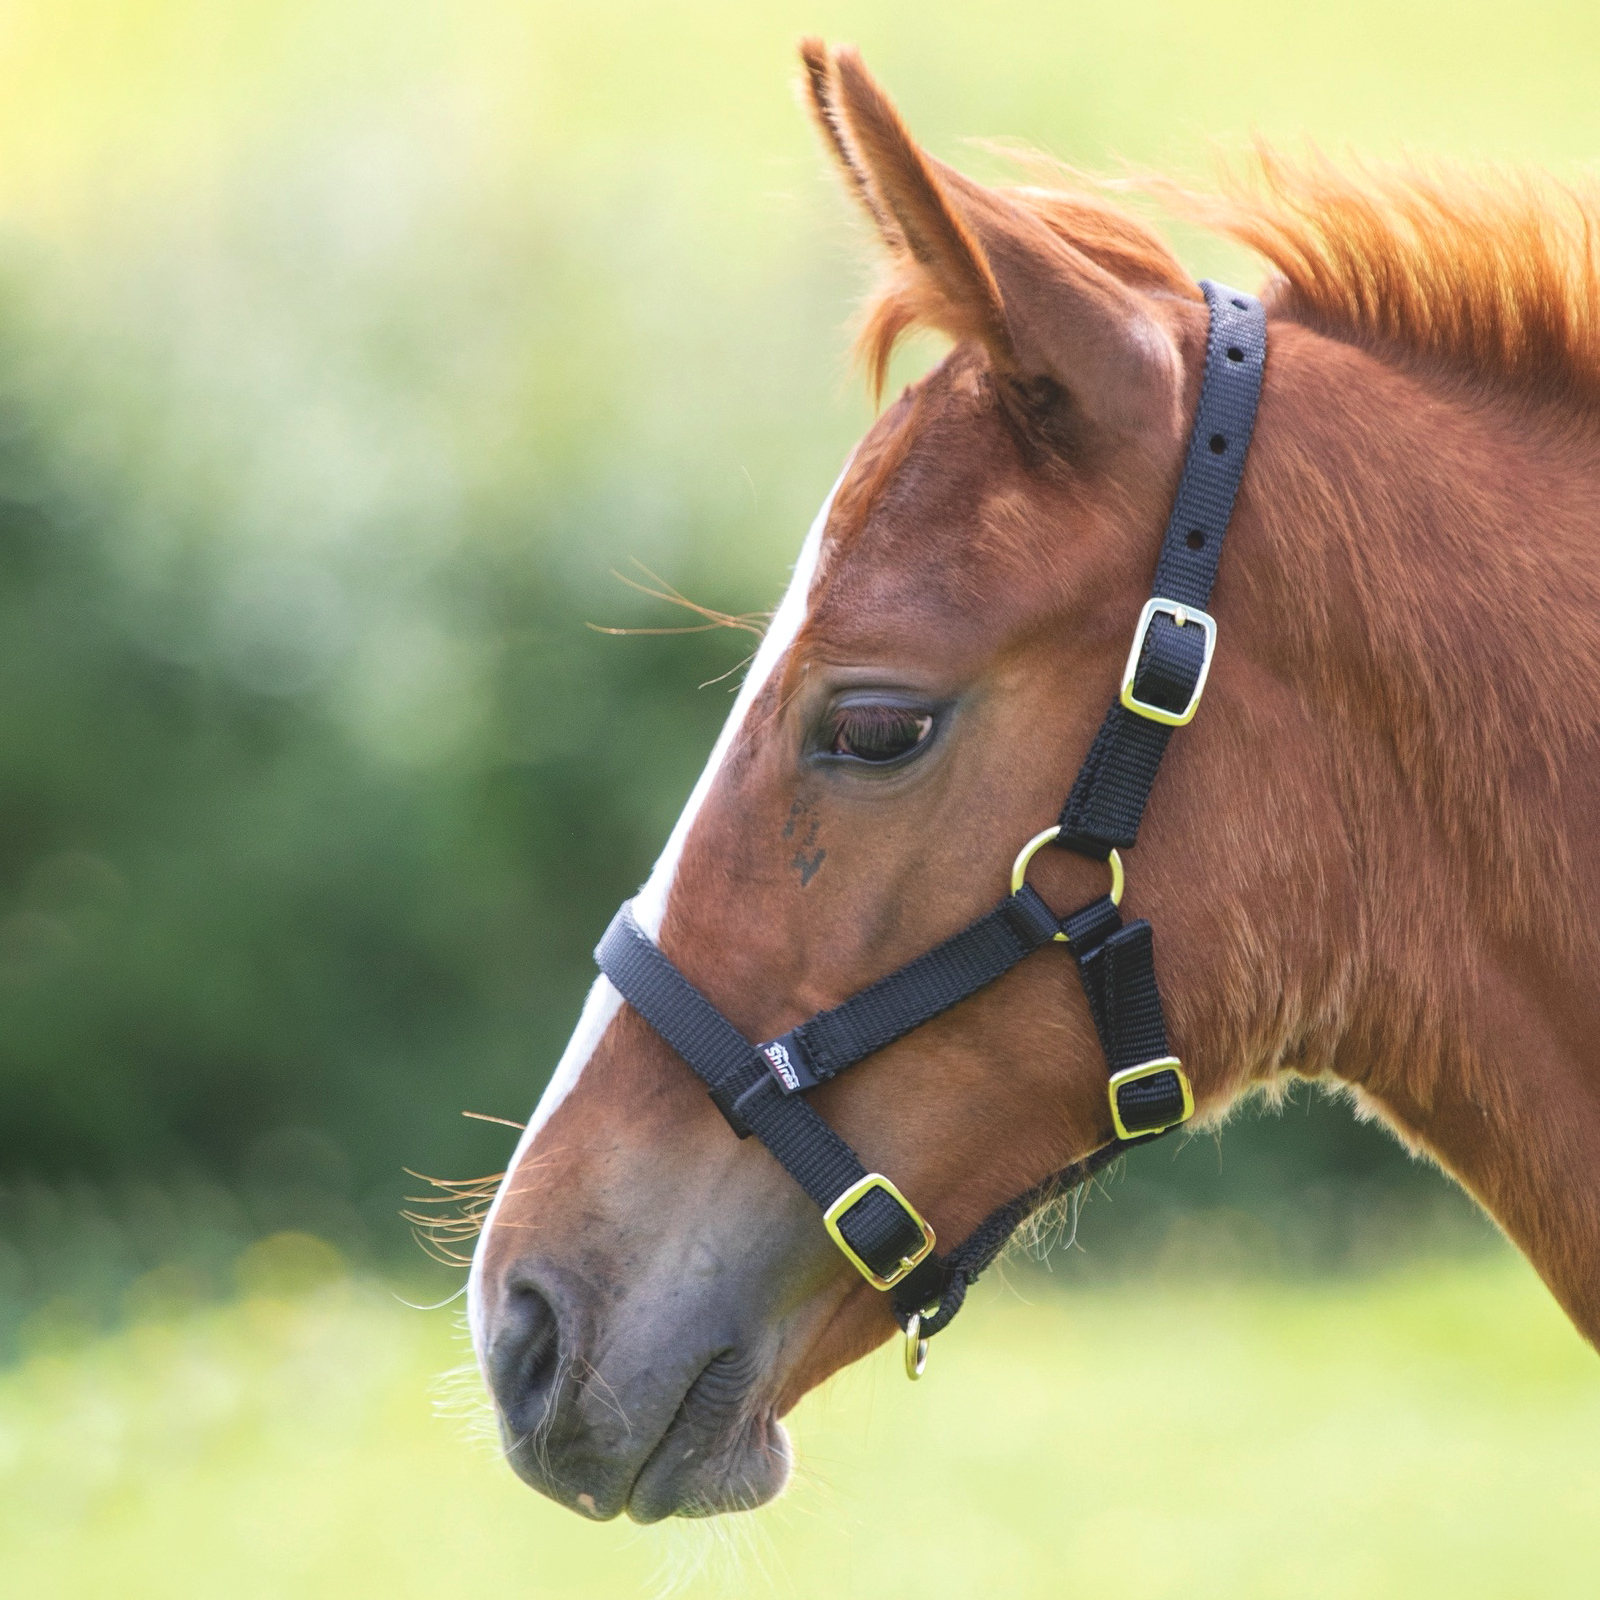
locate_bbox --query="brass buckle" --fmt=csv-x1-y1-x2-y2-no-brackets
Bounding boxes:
1108,1056,1195,1140
823,1173,936,1291
1010,826,1124,944
1120,598,1218,727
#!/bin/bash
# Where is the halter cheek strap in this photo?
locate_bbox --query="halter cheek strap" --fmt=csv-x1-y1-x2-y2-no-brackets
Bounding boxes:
594,281,1266,1354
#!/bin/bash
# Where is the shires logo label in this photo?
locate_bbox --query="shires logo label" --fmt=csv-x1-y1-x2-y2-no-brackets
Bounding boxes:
761,1040,801,1091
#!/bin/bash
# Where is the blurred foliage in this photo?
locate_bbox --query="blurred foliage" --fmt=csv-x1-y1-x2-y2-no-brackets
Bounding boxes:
3,0,1599,1302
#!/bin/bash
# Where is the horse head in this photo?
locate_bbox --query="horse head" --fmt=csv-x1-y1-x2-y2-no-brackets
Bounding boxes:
469,39,1600,1522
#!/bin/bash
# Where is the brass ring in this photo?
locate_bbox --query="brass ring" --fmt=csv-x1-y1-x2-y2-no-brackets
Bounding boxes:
1009,826,1123,940
904,1314,929,1381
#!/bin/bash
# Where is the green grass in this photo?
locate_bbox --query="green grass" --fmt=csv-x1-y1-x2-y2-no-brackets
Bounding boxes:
4,1248,1598,1598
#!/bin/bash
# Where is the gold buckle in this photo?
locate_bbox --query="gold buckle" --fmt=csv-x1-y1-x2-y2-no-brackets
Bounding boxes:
1120,598,1217,727
823,1173,936,1291
1010,826,1123,944
1108,1056,1195,1140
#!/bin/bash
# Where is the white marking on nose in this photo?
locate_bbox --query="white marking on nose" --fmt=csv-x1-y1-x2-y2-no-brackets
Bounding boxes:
467,463,846,1357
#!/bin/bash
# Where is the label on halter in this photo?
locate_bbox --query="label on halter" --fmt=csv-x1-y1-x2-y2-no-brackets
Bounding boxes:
758,1031,820,1094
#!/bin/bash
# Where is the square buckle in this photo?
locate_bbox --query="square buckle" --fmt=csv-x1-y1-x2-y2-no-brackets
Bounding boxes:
822,1173,936,1291
1120,598,1218,727
1108,1056,1195,1140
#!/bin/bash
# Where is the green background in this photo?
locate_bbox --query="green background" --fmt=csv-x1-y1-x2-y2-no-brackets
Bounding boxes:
0,1,1595,1593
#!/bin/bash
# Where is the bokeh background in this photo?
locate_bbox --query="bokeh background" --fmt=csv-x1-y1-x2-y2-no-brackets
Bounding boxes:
2,2,1598,1595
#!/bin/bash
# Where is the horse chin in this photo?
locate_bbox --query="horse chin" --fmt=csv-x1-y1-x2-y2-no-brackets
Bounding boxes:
494,1339,790,1523
624,1351,792,1522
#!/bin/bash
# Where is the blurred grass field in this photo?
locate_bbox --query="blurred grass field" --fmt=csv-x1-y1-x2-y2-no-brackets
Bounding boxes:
4,1241,1599,1600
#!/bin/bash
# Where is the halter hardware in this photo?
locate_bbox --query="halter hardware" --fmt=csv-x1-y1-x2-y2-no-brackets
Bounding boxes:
1120,598,1218,727
592,282,1266,1374
904,1312,930,1380
1012,826,1123,942
823,1173,936,1290
1108,1055,1194,1141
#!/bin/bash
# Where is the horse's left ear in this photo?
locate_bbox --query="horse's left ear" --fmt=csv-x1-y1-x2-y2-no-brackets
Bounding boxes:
803,41,1183,443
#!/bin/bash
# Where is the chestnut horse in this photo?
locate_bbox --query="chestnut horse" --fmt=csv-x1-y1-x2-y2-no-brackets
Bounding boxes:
470,42,1600,1522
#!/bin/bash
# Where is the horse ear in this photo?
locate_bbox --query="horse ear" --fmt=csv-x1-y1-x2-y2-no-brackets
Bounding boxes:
800,39,1014,367
801,42,1181,442
798,38,905,256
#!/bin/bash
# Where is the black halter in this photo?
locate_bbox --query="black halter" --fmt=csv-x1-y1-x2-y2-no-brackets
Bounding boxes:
595,282,1266,1360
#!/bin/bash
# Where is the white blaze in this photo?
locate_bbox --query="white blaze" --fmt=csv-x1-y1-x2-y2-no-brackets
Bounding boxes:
468,467,845,1352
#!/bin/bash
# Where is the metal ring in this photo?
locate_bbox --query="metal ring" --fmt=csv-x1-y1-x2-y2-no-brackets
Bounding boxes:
1009,826,1124,936
904,1314,929,1381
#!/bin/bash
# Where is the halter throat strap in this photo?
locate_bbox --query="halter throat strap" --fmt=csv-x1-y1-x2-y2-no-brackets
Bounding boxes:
593,281,1267,1340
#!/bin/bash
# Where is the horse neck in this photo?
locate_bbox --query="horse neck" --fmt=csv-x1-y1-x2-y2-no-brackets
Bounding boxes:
1243,321,1600,1339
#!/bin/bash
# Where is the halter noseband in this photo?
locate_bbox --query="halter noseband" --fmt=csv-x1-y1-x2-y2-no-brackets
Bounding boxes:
595,282,1267,1374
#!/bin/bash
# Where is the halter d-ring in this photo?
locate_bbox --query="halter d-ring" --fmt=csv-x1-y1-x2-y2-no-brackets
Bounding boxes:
1010,826,1123,941
904,1313,930,1380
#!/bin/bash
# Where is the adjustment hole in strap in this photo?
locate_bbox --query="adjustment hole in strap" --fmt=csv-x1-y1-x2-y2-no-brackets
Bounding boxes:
1208,433,1228,454
1226,345,1244,362
1185,529,1205,550
1231,295,1248,309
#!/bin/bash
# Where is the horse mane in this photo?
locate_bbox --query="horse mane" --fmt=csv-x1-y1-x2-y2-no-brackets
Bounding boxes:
858,147,1600,409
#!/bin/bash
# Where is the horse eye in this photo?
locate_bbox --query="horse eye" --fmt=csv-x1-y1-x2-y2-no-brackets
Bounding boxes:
828,704,934,763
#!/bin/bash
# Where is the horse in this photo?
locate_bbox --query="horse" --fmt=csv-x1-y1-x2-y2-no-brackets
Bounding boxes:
468,39,1600,1523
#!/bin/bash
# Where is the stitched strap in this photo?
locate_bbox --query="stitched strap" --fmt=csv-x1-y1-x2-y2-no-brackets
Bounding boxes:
765,886,1062,1089
597,905,927,1282
888,901,1179,1330
1058,282,1266,857
1076,921,1169,1073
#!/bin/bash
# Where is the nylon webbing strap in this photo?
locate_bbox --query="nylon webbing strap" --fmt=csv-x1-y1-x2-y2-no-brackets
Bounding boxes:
1059,889,1186,1137
765,886,1062,1089
1058,281,1265,857
1076,922,1169,1074
597,906,927,1284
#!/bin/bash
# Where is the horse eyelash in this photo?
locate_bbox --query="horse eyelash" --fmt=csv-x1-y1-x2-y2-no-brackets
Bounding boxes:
828,704,934,757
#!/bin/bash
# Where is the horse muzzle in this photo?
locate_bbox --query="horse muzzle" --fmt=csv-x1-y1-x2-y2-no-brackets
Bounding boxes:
476,1248,798,1521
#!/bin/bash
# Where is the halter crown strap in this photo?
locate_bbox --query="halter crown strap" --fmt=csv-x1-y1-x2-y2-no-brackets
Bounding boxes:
592,282,1267,1344
1058,283,1267,856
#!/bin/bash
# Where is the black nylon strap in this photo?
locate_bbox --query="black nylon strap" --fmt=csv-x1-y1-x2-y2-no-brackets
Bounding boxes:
597,905,928,1283
889,915,1183,1329
1151,283,1268,609
765,886,1062,1089
1058,282,1265,857
1064,891,1186,1138
595,905,773,1133
1076,921,1169,1074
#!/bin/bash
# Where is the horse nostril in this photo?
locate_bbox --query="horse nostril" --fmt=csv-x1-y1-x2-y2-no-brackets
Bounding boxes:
490,1272,565,1426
